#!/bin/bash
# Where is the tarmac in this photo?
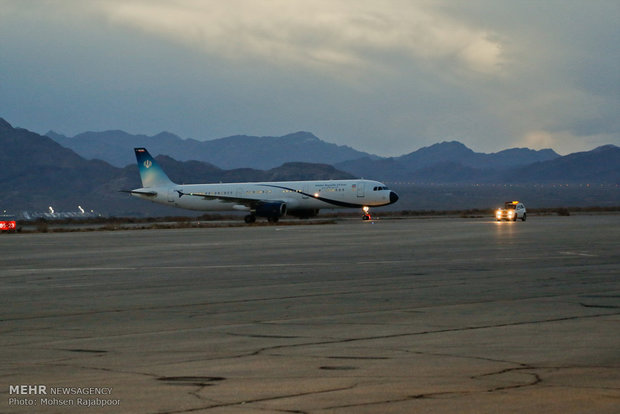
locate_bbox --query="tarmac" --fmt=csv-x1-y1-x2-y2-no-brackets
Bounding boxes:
1,215,619,413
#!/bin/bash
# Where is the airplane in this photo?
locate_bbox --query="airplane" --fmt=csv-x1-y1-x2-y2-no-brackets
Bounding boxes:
125,148,399,223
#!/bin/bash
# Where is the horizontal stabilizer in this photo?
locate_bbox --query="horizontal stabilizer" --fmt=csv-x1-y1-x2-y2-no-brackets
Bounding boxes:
120,189,158,197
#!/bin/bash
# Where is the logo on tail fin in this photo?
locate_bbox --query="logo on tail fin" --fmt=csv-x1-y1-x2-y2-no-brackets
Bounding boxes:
134,147,175,187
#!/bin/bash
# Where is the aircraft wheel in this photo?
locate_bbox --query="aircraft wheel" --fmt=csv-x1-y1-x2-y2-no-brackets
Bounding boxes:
244,214,256,224
268,217,279,223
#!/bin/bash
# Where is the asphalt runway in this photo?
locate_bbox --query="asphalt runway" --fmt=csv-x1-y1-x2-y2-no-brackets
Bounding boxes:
1,215,619,413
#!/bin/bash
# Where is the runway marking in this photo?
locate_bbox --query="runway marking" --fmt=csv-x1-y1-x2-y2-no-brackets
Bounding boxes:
559,251,598,257
356,260,410,264
4,255,550,275
5,267,136,273
4,263,337,274
4,261,433,276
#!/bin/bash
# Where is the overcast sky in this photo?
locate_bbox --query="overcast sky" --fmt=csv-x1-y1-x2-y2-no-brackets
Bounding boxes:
1,1,618,156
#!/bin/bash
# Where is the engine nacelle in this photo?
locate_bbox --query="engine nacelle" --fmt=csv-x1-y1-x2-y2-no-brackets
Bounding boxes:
255,202,287,218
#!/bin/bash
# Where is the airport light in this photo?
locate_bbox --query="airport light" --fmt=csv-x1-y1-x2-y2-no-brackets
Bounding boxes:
0,221,16,230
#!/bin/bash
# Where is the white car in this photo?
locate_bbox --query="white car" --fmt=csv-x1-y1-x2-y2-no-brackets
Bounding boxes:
496,201,526,221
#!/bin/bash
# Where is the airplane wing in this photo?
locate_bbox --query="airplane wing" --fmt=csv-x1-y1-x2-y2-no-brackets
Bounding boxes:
180,191,281,209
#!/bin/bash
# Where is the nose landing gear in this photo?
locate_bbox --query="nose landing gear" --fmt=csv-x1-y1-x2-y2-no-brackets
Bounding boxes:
362,206,372,221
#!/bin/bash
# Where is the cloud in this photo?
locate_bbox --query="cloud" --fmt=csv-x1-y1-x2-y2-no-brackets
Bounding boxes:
93,0,504,77
520,130,560,151
1,1,617,156
518,129,613,155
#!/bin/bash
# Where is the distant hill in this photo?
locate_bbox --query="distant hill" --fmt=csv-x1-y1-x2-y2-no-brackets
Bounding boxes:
335,141,563,182
3,116,618,216
121,156,354,186
55,127,604,184
508,145,620,183
47,129,374,169
0,117,123,213
334,141,620,184
397,141,560,169
1,118,355,215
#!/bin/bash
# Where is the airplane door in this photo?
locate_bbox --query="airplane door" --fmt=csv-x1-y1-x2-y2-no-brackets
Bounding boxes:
357,181,365,197
302,184,309,199
168,188,176,203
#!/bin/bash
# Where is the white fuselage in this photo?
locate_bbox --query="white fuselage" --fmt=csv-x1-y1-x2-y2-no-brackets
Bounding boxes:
132,179,394,213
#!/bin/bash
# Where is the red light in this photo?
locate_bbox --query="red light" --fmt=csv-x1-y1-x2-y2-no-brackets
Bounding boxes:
0,221,16,230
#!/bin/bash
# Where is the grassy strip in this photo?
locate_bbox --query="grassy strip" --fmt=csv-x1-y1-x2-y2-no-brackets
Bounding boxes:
4,206,619,234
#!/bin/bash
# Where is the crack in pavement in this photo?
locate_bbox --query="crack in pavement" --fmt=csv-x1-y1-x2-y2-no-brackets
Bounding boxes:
241,311,620,360
472,366,543,392
154,384,358,414
580,303,620,309
324,388,475,410
47,362,161,380
226,332,304,339
322,367,543,410
323,363,620,411
401,349,528,369
6,280,613,323
145,311,620,367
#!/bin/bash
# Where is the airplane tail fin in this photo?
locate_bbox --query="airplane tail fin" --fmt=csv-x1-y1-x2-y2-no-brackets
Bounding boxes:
134,148,175,187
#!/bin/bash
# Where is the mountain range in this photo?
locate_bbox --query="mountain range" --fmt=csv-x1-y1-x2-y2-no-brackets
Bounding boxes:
334,141,563,182
1,117,618,215
46,130,374,170
46,127,619,184
1,118,353,215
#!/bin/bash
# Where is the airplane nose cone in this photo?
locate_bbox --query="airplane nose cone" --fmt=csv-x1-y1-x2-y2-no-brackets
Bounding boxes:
389,191,399,204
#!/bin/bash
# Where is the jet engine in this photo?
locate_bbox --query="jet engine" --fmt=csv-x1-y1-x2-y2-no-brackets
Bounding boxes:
255,202,287,218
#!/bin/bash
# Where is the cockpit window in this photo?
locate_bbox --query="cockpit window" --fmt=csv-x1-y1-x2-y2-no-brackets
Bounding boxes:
373,186,389,191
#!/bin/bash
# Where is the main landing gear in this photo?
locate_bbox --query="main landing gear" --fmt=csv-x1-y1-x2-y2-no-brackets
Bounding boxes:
243,214,279,224
244,214,256,224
